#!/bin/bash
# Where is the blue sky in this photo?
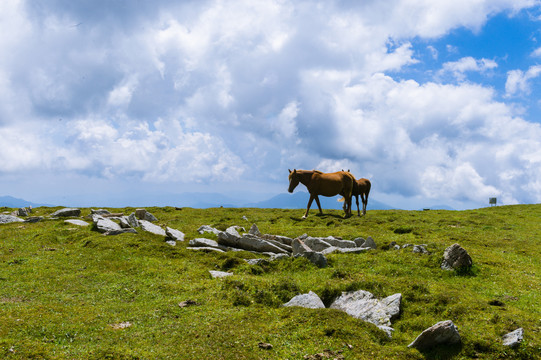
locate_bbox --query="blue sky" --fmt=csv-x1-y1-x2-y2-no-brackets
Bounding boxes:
1,0,541,210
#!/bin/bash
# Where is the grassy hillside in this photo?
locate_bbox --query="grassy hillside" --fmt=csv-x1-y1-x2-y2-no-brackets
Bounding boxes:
0,205,539,359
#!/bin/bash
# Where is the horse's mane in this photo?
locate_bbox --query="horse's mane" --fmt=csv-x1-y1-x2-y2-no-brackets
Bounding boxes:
312,170,323,174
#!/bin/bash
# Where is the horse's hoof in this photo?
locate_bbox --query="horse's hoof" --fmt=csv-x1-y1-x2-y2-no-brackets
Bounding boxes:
301,215,307,219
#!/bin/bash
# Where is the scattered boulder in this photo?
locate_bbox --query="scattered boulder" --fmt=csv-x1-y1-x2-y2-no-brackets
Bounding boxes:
353,237,366,247
209,270,233,278
65,219,90,227
0,214,24,224
248,223,261,236
502,328,524,348
408,320,461,351
25,216,43,223
166,227,185,242
139,220,166,236
441,243,472,270
300,251,328,268
189,238,227,251
362,236,377,249
51,208,81,217
283,291,325,309
413,245,429,254
93,215,123,233
330,290,401,334
217,231,288,254
127,213,139,228
198,225,221,235
91,209,111,216
16,208,29,217
135,209,158,222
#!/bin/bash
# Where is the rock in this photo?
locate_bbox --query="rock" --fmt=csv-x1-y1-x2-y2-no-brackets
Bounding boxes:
127,213,139,228
330,290,401,329
291,238,312,255
217,232,288,254
0,214,24,224
261,234,293,246
189,238,226,250
166,227,185,242
362,236,377,249
139,220,166,236
283,291,325,309
144,212,158,222
413,245,429,254
119,216,132,228
65,219,90,226
258,342,273,350
17,208,28,217
270,253,289,261
502,328,524,348
408,320,461,351
103,228,138,236
302,237,333,252
187,247,226,253
209,270,233,278
94,216,122,233
248,223,261,236
135,209,147,219
51,208,81,217
198,225,221,235
301,251,328,268
321,246,372,255
25,216,43,223
441,243,472,270
322,236,357,248
91,209,111,215
354,237,366,247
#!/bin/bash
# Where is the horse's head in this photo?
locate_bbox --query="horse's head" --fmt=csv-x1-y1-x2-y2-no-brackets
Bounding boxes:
288,169,299,193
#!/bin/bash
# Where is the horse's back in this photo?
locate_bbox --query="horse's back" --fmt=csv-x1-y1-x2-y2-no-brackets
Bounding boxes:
309,171,353,196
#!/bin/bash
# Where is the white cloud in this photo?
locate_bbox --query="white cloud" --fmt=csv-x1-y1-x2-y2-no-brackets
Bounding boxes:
439,57,498,81
505,65,541,96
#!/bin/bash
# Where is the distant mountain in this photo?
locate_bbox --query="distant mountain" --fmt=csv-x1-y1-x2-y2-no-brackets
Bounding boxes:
245,192,396,210
0,196,55,208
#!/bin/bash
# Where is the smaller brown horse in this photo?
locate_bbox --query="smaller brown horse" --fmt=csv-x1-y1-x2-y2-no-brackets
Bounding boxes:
288,169,354,219
340,170,371,216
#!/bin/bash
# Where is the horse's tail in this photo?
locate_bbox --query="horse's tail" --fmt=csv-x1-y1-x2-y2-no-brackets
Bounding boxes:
338,197,345,202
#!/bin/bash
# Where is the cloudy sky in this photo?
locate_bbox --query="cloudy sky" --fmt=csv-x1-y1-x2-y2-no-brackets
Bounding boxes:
1,0,541,209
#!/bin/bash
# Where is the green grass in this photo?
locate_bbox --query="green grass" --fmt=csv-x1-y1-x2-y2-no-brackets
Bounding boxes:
0,205,540,359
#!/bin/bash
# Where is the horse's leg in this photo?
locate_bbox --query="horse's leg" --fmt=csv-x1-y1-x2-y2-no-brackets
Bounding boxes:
314,195,323,215
302,194,316,219
356,194,360,216
361,193,367,215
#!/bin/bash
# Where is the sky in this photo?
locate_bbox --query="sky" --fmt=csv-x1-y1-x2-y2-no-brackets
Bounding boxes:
1,0,541,210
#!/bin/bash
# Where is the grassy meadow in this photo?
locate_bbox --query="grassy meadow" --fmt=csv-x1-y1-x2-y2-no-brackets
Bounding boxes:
0,204,540,359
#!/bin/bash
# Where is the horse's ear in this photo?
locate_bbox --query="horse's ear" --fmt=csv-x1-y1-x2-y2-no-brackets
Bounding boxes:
288,169,292,174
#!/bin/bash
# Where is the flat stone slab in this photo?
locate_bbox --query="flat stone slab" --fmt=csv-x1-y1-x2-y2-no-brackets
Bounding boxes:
51,208,81,217
0,215,24,224
209,270,233,278
139,220,166,236
502,328,524,347
65,219,90,226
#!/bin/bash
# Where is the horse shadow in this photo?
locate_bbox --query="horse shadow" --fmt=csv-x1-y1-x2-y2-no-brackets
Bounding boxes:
289,213,347,222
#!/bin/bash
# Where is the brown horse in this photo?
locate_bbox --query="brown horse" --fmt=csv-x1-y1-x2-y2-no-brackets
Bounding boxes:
339,170,371,216
288,169,354,219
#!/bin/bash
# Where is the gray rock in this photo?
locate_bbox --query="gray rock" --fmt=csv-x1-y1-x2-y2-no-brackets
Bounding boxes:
189,238,225,250
408,320,461,351
270,253,290,261
283,291,325,309
291,238,312,255
94,216,122,233
187,246,226,253
502,328,524,348
17,208,28,217
413,245,429,254
166,227,185,242
103,228,138,236
302,251,328,268
209,270,233,278
441,243,472,270
135,209,147,219
91,209,111,215
51,208,81,217
353,237,366,247
321,246,372,255
244,258,269,266
119,216,132,228
198,225,221,235
248,223,261,236
144,212,158,222
302,237,333,252
217,232,288,254
165,240,176,246
127,213,139,228
139,220,166,236
323,236,357,248
261,234,293,246
363,236,377,249
0,214,24,224
64,219,90,226
25,217,43,223
330,290,401,329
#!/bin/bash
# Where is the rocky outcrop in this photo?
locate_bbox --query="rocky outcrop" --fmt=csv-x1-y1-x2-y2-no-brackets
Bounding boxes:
0,214,24,224
51,208,81,217
408,320,461,351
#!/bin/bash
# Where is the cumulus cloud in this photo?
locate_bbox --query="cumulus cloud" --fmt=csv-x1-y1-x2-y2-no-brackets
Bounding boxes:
439,57,498,81
1,0,541,207
505,65,541,96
